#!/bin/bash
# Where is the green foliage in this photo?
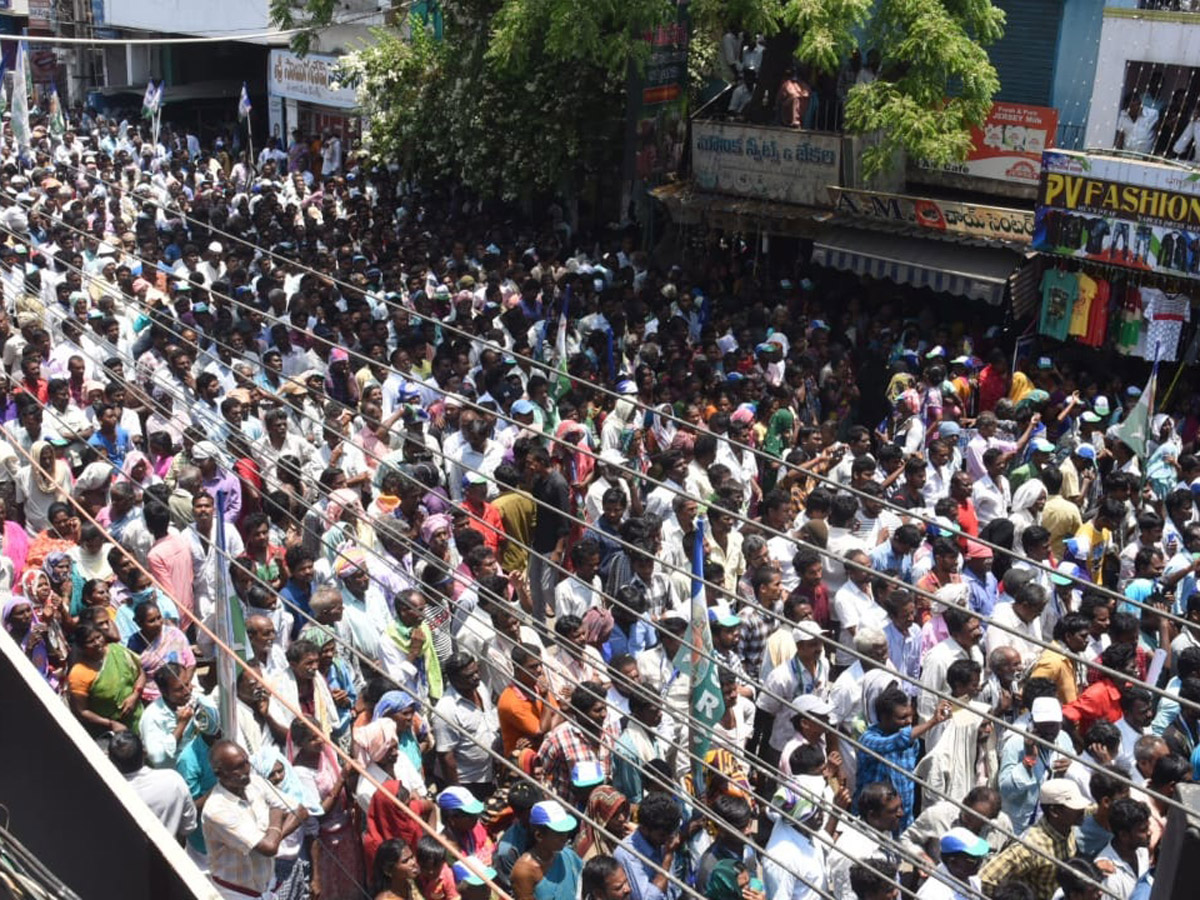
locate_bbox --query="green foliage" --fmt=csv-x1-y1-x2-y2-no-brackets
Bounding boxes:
843,0,1004,176
340,20,624,202
279,0,1005,194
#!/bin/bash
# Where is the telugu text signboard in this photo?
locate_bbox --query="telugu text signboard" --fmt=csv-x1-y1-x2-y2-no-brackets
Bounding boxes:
1033,149,1200,276
829,186,1034,244
691,121,841,208
268,49,357,110
918,102,1058,185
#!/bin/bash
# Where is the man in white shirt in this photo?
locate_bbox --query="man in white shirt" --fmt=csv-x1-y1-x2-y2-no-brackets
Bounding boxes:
110,732,197,842
916,827,990,900
763,773,828,900
971,447,1011,529
832,549,884,667
827,782,904,900
1114,687,1154,773
203,741,309,900
985,581,1047,668
1095,797,1153,900
1116,93,1160,155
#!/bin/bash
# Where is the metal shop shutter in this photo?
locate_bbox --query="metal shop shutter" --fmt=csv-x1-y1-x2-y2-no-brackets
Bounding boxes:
988,0,1064,107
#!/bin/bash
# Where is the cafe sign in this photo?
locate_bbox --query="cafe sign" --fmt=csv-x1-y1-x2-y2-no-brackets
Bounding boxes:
828,186,1035,244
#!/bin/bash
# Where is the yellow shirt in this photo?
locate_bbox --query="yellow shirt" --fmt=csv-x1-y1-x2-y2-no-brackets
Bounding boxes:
1069,274,1097,336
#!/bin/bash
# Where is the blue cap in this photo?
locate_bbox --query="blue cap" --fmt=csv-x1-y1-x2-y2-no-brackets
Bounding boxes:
437,786,484,815
1127,385,1142,398
529,800,579,832
938,421,962,438
1075,445,1097,461
940,827,990,857
571,760,606,788
511,398,535,416
708,607,742,628
451,858,497,886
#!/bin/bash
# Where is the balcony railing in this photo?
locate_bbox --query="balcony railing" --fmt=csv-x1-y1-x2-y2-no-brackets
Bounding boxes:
1136,0,1200,9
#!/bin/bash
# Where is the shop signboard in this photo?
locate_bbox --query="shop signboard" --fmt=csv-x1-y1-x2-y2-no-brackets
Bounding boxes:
268,49,357,109
691,121,841,208
828,186,1034,243
918,102,1058,185
1033,149,1200,276
27,0,51,29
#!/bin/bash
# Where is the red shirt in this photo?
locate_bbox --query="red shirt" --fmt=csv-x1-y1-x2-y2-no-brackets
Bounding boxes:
977,364,1008,412
1063,678,1122,735
789,582,831,629
14,376,48,404
955,498,979,550
462,497,506,555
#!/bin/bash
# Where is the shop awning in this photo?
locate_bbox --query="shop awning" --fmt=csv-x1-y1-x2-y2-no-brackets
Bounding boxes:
811,227,1028,306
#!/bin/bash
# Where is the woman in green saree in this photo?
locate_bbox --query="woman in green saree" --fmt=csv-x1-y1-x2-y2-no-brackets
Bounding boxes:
66,622,145,735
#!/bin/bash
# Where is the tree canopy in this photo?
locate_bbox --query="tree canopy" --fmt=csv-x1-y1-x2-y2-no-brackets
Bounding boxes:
272,0,1004,198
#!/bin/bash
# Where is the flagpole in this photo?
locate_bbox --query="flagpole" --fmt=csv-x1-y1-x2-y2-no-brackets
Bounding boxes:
246,113,255,177
1160,360,1186,409
214,490,239,745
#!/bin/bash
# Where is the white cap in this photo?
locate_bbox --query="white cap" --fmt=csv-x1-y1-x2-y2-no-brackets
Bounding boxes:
207,241,223,253
1031,696,1063,723
793,695,833,717
792,620,824,643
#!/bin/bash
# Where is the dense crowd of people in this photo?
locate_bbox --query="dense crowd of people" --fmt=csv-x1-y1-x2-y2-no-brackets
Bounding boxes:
0,101,1197,900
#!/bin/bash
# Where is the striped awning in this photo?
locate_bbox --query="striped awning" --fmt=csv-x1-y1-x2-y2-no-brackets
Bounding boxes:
811,227,1029,306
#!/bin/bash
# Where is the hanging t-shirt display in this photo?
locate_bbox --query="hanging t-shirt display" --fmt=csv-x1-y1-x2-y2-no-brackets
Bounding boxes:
1069,273,1097,337
1114,285,1144,356
1081,277,1111,348
1140,288,1191,361
1039,269,1077,341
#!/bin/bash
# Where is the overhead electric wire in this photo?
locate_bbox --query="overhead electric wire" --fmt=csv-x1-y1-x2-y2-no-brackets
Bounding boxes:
5,295,1146,900
35,151,1179,629
11,207,1195,738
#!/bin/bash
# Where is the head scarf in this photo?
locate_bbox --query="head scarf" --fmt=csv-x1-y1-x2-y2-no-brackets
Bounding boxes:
250,746,322,815
324,487,364,531
706,860,747,900
574,785,628,859
353,718,399,767
1016,389,1050,416
1011,478,1047,516
581,605,614,644
29,440,62,493
75,461,113,493
1008,371,1034,405
420,513,452,546
20,568,50,600
372,690,419,721
42,551,72,585
299,622,337,648
886,372,915,405
773,773,829,824
118,451,154,486
555,420,595,486
334,547,368,578
2,593,31,629
861,668,901,727
514,747,538,776
648,403,677,453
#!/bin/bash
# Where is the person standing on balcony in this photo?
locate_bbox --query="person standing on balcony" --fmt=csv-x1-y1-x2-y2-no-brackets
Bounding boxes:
1115,93,1159,155
778,65,812,129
